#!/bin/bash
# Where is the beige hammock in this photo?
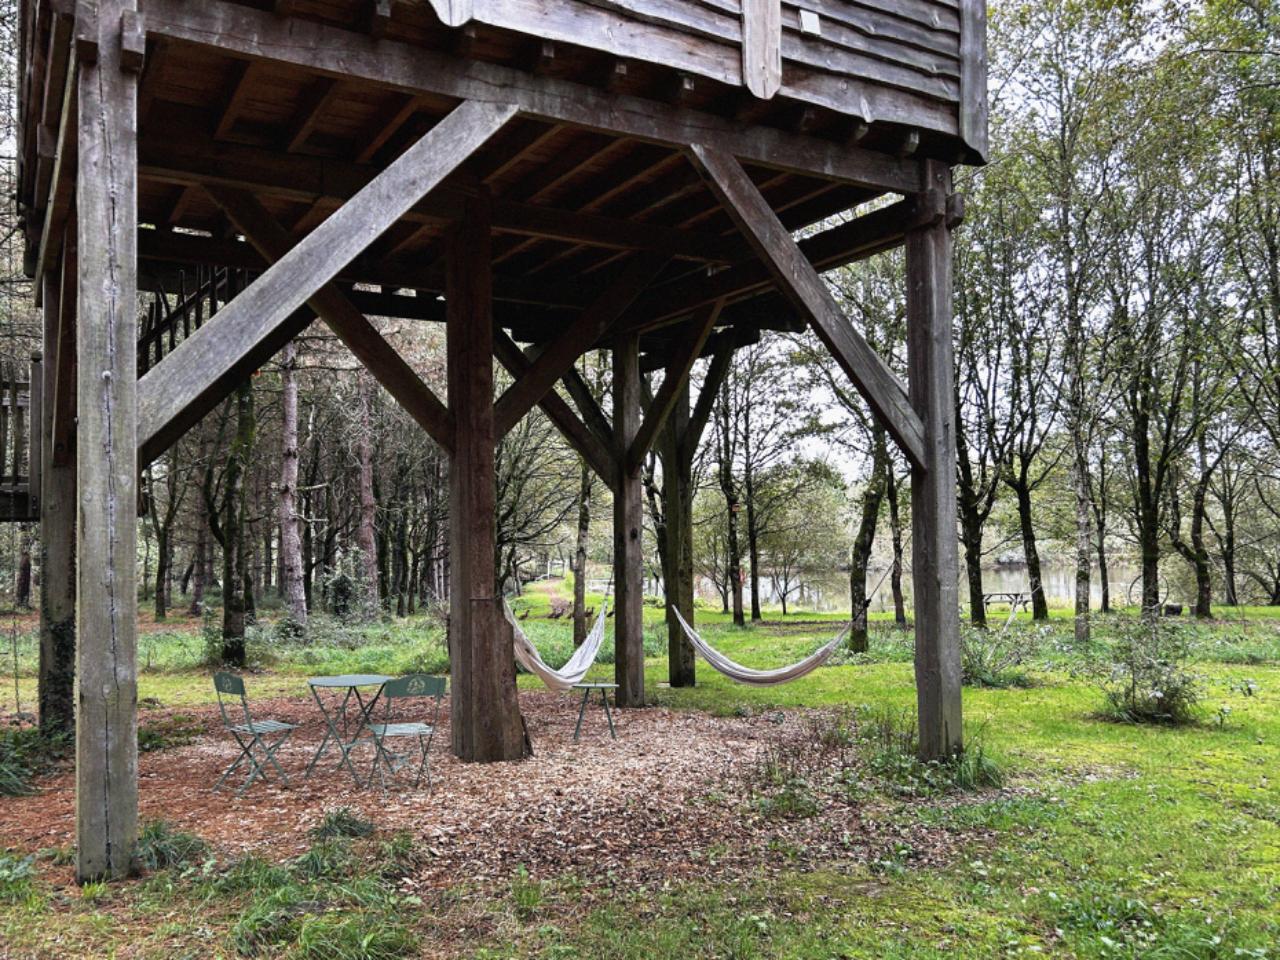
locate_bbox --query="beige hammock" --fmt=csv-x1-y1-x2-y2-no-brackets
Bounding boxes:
670,606,849,686
502,599,609,692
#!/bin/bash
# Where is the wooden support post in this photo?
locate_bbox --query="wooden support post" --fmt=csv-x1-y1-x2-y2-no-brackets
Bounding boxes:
906,161,963,761
612,332,644,707
447,192,525,763
39,254,75,736
660,379,696,687
76,0,139,881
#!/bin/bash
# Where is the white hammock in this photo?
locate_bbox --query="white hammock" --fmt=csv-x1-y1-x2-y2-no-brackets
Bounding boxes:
670,606,850,686
503,599,610,692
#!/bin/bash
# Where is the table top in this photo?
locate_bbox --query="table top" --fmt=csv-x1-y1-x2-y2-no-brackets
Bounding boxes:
308,674,393,688
574,682,619,690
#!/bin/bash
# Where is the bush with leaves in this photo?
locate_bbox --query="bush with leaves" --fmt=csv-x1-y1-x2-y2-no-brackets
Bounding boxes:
1090,616,1203,725
960,623,1044,687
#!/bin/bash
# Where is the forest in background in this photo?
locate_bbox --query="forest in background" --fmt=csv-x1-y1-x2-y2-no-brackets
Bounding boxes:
0,0,1274,663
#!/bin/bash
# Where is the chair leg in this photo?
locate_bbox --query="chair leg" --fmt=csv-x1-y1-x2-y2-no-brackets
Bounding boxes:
261,731,293,786
214,736,254,793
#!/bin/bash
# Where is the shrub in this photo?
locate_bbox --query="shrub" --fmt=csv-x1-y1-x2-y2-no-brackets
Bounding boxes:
0,726,69,796
960,623,1043,687
1092,617,1203,725
135,820,210,871
0,853,36,902
855,706,1004,795
292,839,358,881
310,807,375,841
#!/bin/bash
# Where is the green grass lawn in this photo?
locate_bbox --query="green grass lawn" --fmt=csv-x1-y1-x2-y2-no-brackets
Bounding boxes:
3,584,1280,958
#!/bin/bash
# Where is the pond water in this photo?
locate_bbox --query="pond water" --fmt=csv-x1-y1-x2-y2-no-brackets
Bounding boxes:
691,560,1144,615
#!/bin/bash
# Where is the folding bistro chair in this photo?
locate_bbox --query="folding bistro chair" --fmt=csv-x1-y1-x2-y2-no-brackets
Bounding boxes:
364,674,446,793
212,671,299,795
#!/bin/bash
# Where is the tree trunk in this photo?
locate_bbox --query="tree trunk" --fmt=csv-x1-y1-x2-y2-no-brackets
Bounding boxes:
1009,476,1049,620
743,412,762,622
219,383,255,666
959,511,987,628
717,392,745,627
886,467,908,627
356,374,380,619
572,461,592,646
848,428,888,652
278,341,307,626
661,388,697,687
154,528,168,621
1073,452,1093,640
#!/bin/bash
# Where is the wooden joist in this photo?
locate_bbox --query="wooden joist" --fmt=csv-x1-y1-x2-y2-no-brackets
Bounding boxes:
137,99,515,462
139,0,926,194
493,253,667,437
689,143,928,469
137,123,746,263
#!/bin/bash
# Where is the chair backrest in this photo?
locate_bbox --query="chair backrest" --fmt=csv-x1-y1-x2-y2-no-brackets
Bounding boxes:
212,671,252,728
378,674,445,728
383,674,446,700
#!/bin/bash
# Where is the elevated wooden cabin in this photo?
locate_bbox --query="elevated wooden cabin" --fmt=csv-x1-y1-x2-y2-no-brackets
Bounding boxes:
16,0,985,882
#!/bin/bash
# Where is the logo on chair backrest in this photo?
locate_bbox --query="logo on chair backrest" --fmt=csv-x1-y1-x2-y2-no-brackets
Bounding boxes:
406,676,427,696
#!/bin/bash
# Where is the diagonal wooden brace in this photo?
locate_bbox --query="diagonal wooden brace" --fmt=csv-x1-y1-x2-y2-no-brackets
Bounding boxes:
627,299,723,475
493,252,668,438
688,144,930,469
136,99,515,462
208,187,455,453
494,331,617,490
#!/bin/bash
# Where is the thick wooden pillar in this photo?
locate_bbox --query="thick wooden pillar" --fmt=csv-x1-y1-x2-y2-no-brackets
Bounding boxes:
76,0,140,881
906,161,963,761
38,243,76,736
446,192,524,762
613,332,645,706
660,382,696,687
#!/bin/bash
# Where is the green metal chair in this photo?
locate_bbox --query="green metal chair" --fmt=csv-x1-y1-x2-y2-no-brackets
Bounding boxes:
212,671,299,796
364,674,446,793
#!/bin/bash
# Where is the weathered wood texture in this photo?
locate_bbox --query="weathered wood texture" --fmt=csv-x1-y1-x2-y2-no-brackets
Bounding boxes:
906,161,962,760
447,193,526,762
613,332,645,707
207,188,455,452
742,0,782,100
137,0,926,194
76,0,139,882
136,100,513,462
689,144,927,468
39,258,75,735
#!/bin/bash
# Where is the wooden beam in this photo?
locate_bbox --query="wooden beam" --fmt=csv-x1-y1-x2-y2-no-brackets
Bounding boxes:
76,0,138,883
493,254,666,437
446,190,526,763
689,144,928,469
622,194,939,331
613,331,645,708
213,60,255,139
142,0,925,193
208,187,454,452
558,363,614,452
685,341,734,452
138,124,742,263
282,76,341,152
137,100,514,461
627,299,722,474
39,260,75,736
33,54,76,295
51,227,76,468
907,161,963,760
493,332,616,489
741,0,781,100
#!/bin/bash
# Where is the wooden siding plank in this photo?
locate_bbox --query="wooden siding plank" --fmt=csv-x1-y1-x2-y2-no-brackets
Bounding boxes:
957,0,988,161
741,0,781,99
689,143,927,468
137,99,515,459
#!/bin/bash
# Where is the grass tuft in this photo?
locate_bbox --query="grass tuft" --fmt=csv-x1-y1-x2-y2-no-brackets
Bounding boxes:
310,807,376,841
135,820,211,871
